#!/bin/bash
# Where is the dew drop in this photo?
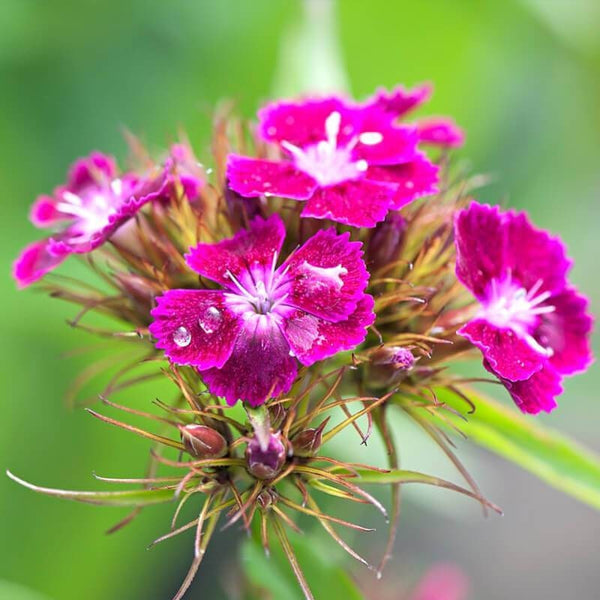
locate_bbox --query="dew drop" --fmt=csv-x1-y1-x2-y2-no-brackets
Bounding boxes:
199,306,222,334
173,326,191,347
289,349,296,357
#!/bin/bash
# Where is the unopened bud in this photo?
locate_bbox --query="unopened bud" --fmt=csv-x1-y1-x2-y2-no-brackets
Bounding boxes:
367,212,407,272
291,418,329,457
246,432,286,480
179,424,228,459
373,345,415,370
369,346,415,387
257,488,278,510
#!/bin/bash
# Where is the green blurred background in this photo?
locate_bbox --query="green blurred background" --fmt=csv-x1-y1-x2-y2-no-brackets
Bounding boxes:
1,1,599,598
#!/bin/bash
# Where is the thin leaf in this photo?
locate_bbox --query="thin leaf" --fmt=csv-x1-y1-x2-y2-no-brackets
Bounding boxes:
436,386,600,511
6,471,176,507
354,468,502,514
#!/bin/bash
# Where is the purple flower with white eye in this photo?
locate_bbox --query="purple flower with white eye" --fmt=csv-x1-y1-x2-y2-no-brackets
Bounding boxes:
149,214,375,407
13,152,167,288
227,92,440,228
454,202,593,414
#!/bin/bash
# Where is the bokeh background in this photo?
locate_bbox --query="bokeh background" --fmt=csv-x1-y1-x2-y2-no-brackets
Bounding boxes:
1,1,599,599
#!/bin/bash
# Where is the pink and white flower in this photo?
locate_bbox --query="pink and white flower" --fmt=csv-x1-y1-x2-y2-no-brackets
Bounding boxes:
227,89,442,228
454,202,593,414
13,152,167,287
149,214,375,406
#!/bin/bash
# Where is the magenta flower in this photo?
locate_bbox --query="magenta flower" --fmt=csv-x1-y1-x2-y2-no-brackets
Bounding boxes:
454,202,594,414
13,152,167,288
149,214,375,407
227,90,440,228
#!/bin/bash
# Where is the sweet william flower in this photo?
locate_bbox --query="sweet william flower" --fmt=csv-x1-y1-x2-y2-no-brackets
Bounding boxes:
227,87,441,228
454,202,593,414
149,214,375,407
13,152,167,288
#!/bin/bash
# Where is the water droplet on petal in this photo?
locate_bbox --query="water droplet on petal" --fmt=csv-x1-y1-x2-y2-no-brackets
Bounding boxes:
199,306,222,334
173,326,191,347
289,349,296,357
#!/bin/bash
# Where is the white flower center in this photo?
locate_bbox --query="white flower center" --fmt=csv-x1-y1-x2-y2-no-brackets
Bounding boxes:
479,273,555,356
56,179,125,239
281,111,368,187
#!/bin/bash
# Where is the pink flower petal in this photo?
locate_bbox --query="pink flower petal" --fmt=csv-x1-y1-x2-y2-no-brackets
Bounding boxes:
282,296,375,365
12,240,66,288
361,83,433,121
29,195,62,227
353,124,419,165
227,155,317,200
504,209,571,295
301,180,397,228
149,290,243,369
486,362,561,415
258,97,353,147
367,153,439,210
201,315,297,407
459,318,545,381
539,287,594,376
454,203,506,299
67,152,117,190
417,117,465,147
186,214,286,287
281,228,370,321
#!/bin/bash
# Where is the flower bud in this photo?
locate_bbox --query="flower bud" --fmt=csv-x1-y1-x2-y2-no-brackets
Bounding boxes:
367,212,407,273
257,488,278,510
179,424,228,459
369,345,415,387
245,432,286,480
291,418,329,457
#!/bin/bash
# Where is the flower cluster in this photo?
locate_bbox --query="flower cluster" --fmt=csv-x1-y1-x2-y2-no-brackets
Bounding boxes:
9,83,593,599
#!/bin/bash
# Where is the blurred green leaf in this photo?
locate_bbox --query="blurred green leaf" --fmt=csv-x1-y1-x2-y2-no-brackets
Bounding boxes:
241,527,363,600
7,471,176,507
437,388,600,510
